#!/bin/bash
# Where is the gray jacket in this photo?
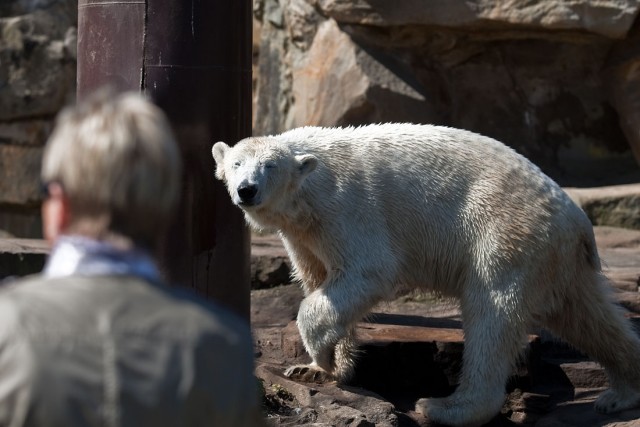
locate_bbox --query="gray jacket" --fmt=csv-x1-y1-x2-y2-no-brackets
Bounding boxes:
0,275,265,427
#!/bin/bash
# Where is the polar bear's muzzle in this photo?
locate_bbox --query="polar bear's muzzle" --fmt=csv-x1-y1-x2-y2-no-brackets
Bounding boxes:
237,183,259,206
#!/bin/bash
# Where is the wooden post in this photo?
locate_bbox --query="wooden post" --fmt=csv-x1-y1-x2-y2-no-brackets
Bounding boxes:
77,0,253,319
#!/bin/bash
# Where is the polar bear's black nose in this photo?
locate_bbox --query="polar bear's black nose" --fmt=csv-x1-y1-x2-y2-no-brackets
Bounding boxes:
237,184,258,203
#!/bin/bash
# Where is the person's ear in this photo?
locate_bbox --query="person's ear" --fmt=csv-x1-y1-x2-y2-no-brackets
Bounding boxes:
42,183,71,245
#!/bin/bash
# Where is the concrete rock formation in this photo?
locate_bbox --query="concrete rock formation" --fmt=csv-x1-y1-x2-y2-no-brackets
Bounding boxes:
253,0,640,185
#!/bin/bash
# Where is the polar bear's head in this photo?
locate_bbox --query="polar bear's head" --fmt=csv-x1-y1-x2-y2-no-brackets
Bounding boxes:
212,138,318,211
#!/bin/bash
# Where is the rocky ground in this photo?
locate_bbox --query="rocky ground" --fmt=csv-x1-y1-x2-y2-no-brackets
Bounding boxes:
251,225,640,426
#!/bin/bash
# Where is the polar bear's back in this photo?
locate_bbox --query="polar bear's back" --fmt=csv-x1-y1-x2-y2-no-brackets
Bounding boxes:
277,123,567,205
280,124,535,179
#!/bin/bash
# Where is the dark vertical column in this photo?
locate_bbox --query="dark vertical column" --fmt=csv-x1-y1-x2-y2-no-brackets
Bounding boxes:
145,0,253,319
77,0,146,94
76,0,253,320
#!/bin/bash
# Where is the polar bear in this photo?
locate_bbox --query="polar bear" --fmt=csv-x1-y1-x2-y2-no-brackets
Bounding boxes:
212,124,640,426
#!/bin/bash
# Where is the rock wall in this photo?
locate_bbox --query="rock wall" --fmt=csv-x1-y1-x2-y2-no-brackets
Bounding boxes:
0,0,77,237
2,0,640,237
253,0,640,186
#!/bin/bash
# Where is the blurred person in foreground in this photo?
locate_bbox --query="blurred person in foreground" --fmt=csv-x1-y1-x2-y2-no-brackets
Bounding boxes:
0,91,265,427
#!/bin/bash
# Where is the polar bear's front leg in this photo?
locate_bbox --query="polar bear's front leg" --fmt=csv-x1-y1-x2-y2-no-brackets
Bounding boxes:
285,284,374,383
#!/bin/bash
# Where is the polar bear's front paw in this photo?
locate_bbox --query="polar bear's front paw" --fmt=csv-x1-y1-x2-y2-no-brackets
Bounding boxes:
284,364,335,384
595,388,640,414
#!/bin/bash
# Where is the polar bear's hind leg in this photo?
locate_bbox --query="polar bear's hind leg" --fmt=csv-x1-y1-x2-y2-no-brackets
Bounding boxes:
547,272,640,413
417,282,529,426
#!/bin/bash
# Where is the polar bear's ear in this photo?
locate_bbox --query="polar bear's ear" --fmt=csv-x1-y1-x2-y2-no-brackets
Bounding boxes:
212,142,230,180
296,154,318,178
212,141,229,163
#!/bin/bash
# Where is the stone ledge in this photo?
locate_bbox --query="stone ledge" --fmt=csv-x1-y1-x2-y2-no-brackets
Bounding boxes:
316,0,640,38
0,238,48,280
0,235,292,287
565,183,640,230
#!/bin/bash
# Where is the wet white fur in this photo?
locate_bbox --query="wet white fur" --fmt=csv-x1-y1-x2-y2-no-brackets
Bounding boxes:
213,124,640,426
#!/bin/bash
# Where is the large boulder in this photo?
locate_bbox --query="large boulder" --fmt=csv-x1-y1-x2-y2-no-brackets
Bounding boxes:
253,0,640,185
0,0,77,237
0,3,77,120
605,20,640,166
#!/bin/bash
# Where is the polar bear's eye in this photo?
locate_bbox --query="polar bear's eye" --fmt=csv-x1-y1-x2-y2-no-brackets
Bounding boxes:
232,161,242,169
265,162,277,169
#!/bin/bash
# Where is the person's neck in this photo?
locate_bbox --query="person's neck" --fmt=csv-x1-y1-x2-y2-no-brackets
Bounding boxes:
43,235,162,283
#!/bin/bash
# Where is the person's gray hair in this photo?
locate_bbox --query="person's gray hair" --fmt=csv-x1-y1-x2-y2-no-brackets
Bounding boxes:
42,90,182,248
